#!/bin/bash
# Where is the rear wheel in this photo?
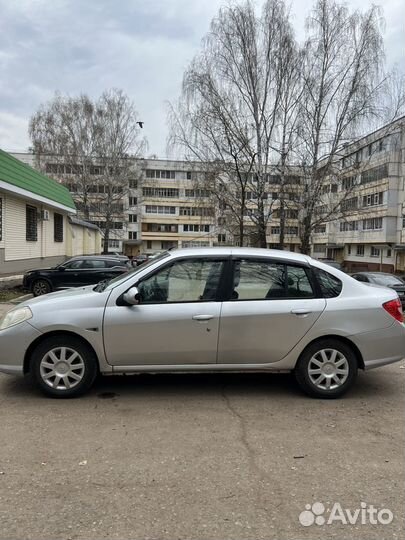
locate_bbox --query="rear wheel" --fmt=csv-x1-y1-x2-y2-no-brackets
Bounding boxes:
32,279,52,296
295,339,358,398
31,335,98,398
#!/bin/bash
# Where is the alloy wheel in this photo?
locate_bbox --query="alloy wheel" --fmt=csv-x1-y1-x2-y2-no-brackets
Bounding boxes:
39,347,85,390
307,348,349,390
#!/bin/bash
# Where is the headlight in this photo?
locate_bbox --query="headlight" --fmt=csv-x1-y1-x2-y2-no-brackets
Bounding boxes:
0,307,33,330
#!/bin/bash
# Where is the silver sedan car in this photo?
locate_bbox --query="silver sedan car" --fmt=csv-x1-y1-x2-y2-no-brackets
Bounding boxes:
1,248,404,398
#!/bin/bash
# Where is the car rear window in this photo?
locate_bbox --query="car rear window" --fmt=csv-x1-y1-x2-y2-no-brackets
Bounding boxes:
313,268,342,298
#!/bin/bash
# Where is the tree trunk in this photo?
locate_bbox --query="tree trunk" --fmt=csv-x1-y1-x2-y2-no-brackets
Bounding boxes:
279,199,285,250
300,216,312,255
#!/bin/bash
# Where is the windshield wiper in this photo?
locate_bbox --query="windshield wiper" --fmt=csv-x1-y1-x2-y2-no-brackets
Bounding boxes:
94,278,109,292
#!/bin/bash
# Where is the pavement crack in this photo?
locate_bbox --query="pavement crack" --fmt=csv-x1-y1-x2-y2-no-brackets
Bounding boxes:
221,384,266,482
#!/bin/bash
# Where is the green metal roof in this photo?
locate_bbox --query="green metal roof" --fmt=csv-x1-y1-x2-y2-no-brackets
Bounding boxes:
0,149,75,210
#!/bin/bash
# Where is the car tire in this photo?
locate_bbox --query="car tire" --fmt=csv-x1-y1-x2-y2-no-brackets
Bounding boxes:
295,339,358,399
31,335,98,398
32,279,52,296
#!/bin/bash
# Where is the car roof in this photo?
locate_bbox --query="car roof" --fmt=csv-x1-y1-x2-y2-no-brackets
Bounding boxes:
167,247,312,263
68,255,124,261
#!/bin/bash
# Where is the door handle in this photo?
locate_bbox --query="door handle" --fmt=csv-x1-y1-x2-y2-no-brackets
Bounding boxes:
192,314,214,321
291,308,312,315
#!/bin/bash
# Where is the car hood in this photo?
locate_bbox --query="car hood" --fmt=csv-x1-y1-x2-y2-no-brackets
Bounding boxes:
19,285,101,309
25,267,55,274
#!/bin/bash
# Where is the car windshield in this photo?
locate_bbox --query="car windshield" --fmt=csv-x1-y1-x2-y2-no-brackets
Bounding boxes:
372,275,404,286
95,251,171,292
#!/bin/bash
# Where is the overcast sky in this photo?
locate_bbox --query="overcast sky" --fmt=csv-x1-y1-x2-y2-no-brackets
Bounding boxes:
0,0,403,158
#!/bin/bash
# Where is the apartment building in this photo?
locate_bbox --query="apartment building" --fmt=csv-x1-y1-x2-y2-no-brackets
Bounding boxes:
311,117,405,272
11,116,405,269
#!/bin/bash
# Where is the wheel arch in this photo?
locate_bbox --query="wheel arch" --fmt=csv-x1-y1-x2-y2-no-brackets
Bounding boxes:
24,330,100,374
297,335,365,370
31,277,53,294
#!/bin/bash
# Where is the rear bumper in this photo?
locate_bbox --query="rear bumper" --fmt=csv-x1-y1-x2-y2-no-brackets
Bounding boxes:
350,322,405,370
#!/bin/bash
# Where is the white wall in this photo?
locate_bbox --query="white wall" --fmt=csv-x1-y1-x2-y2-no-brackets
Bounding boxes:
0,191,69,261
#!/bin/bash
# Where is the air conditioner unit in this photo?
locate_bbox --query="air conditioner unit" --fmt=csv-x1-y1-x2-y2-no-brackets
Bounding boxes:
40,209,50,221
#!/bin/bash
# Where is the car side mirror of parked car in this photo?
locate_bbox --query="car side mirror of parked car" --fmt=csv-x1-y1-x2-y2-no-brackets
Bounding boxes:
58,266,66,271
123,287,141,306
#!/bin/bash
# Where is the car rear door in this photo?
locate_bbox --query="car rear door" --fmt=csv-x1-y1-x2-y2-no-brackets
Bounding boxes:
217,258,326,364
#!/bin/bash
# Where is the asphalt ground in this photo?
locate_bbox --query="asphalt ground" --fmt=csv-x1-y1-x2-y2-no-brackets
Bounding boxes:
0,303,403,540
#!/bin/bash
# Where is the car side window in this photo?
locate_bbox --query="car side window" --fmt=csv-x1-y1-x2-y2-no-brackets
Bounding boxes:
286,266,314,297
63,260,84,269
232,260,314,300
313,268,343,298
82,260,106,269
137,259,224,303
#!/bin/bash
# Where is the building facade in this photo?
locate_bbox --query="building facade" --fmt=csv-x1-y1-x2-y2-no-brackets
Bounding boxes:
11,116,405,271
0,150,101,275
311,118,405,272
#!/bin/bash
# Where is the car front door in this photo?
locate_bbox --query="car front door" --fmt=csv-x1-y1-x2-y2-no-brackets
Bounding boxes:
217,258,326,364
55,259,87,288
103,256,226,366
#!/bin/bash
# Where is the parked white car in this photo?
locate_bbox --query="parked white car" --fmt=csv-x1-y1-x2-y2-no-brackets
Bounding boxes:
1,248,404,398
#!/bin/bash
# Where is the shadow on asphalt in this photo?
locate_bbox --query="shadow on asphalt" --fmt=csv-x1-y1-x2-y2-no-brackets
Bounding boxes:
0,368,397,402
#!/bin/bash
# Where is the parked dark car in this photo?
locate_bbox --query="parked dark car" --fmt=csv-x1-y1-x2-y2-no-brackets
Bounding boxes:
23,256,129,296
351,272,405,307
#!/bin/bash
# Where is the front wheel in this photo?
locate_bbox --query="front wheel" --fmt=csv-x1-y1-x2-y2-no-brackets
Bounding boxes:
32,279,52,296
295,339,358,398
31,335,98,398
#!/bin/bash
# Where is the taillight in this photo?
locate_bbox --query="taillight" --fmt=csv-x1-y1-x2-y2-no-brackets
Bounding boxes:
383,298,404,323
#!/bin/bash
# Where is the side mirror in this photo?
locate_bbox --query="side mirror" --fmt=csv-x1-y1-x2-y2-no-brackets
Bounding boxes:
123,286,141,306
58,266,66,272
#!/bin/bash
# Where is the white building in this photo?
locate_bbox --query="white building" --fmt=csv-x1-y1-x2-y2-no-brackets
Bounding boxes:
0,149,101,275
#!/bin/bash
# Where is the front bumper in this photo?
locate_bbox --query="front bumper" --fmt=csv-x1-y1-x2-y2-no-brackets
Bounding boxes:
0,321,42,375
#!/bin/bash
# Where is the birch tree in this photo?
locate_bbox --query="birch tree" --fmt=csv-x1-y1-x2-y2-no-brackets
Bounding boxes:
29,89,146,252
297,0,386,254
168,0,297,247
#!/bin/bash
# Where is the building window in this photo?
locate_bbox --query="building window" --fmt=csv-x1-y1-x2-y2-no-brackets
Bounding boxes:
362,192,384,207
26,205,38,241
217,234,226,243
362,217,383,230
161,241,177,250
143,187,179,198
186,172,192,180
128,214,137,223
387,249,392,258
145,169,176,179
0,198,2,241
147,241,152,249
129,197,137,206
183,224,210,233
180,206,213,217
54,213,64,242
129,179,138,189
370,246,380,258
185,189,210,198
347,245,351,255
128,231,137,240
339,221,358,232
108,239,120,248
313,244,326,254
360,164,388,185
314,225,326,234
356,245,364,256
143,223,178,233
145,205,176,215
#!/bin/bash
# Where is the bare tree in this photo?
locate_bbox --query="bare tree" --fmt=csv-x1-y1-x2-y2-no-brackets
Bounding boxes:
29,89,147,252
297,0,387,254
168,0,296,247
